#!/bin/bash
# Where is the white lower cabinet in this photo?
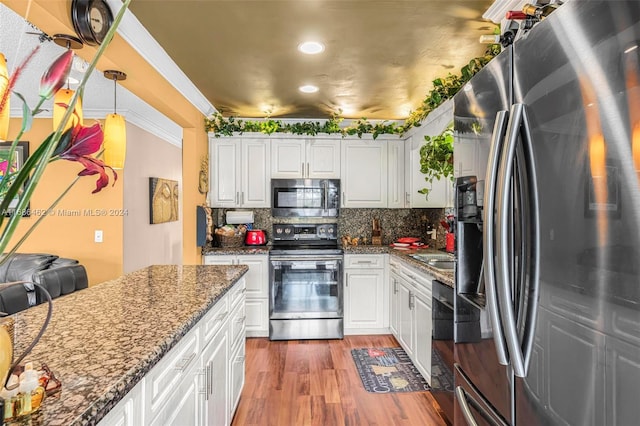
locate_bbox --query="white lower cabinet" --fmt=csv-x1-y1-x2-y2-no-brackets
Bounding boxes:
343,254,388,334
201,325,229,426
98,278,246,426
97,381,144,426
389,257,433,384
203,254,269,337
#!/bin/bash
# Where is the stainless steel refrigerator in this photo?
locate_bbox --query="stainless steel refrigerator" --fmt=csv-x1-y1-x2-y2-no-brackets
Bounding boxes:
452,1,640,425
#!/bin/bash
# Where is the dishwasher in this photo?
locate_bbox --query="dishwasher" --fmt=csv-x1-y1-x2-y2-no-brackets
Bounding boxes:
432,280,454,424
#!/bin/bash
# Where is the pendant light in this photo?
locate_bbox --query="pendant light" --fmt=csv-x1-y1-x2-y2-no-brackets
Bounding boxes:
0,53,9,140
103,70,127,169
52,34,84,132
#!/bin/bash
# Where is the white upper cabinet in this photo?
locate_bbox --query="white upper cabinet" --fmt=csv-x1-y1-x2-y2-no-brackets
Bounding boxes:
270,139,305,178
209,137,270,208
341,140,388,208
271,138,340,179
405,99,454,208
387,138,405,209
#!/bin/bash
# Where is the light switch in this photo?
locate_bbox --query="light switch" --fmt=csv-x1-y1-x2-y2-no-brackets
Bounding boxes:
95,230,103,243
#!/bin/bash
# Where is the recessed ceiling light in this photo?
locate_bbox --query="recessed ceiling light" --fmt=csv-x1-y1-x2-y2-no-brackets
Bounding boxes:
298,41,325,55
299,85,319,93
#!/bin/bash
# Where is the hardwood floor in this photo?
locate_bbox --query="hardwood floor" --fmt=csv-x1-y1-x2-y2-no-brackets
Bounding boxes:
232,335,449,426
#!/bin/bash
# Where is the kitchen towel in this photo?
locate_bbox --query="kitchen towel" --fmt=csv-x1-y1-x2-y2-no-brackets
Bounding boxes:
351,347,430,393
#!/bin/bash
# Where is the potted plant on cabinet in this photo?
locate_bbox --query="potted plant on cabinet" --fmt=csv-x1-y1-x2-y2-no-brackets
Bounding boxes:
418,125,454,198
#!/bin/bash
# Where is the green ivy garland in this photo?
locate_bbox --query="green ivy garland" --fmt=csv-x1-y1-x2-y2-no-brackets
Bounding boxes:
204,44,500,138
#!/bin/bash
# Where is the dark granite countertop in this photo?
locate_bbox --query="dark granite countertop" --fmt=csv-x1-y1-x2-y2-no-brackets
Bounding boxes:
342,244,455,287
201,243,455,288
8,264,248,426
202,246,270,255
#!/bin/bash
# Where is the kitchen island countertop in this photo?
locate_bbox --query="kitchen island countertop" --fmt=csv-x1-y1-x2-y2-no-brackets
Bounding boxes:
9,264,248,426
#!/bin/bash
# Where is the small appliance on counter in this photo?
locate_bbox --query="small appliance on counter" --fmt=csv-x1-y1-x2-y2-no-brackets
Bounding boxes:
245,229,267,245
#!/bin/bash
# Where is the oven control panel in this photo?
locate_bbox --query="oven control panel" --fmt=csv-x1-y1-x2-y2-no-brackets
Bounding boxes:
272,223,337,241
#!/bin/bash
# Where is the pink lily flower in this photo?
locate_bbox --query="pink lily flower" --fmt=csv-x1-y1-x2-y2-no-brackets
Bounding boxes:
39,50,73,100
55,123,118,193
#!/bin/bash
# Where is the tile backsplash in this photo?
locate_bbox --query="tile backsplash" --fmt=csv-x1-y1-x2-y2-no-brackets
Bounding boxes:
214,208,448,250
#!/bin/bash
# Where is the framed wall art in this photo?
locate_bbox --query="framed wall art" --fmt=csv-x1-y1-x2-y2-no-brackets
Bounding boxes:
149,177,179,224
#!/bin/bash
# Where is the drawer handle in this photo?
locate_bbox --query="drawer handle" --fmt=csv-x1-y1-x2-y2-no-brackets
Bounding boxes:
215,311,229,321
236,316,246,323
207,364,212,398
356,261,373,264
241,287,247,294
236,355,245,362
174,352,196,372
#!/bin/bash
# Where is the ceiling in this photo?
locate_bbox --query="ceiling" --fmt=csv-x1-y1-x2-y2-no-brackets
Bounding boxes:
128,0,495,120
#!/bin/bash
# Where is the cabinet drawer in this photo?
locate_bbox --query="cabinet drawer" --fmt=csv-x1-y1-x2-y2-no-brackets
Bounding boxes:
344,254,384,269
228,278,246,310
229,298,246,350
144,326,200,421
201,294,230,344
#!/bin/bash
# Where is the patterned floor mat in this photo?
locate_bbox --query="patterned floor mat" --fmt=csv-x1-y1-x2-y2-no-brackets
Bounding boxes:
351,347,430,393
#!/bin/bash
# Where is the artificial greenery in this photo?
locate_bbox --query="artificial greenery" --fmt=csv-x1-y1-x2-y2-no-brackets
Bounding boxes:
204,43,501,138
418,125,454,197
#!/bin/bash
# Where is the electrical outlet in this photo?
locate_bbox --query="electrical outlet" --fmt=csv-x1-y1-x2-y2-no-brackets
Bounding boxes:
94,230,103,243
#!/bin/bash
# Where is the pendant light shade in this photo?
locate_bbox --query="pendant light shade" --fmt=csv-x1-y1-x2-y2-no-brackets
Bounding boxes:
53,88,83,132
104,113,126,168
0,53,10,141
103,70,127,169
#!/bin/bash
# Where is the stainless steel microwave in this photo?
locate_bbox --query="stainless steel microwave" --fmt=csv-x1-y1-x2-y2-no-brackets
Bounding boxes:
271,179,340,217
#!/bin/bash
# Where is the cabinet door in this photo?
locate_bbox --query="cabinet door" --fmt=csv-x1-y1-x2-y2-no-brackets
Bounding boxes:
210,139,241,207
387,139,405,208
420,178,450,208
389,272,400,337
307,139,340,178
201,327,229,426
236,255,268,298
245,298,269,336
241,139,270,207
229,339,246,415
397,280,414,356
271,139,305,178
150,365,201,426
98,384,144,426
344,268,385,330
413,290,432,382
341,141,387,208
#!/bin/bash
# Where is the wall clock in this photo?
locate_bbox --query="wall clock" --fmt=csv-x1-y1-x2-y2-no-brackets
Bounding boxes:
71,0,114,46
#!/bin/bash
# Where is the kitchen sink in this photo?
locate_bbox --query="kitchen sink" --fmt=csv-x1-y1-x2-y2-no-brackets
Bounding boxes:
408,253,455,270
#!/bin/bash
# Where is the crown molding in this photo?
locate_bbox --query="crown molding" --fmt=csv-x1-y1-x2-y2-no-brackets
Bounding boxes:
105,0,216,117
9,106,183,147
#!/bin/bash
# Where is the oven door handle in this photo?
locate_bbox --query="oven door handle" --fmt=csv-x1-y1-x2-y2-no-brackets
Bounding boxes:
270,255,344,262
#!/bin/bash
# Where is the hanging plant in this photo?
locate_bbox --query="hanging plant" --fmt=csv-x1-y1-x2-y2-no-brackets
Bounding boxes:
418,126,454,197
204,42,500,138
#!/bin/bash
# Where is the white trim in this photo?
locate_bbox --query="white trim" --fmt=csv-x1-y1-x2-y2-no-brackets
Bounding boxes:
124,109,183,148
106,0,216,117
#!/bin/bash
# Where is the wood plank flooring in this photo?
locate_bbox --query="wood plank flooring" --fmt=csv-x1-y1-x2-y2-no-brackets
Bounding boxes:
232,335,449,426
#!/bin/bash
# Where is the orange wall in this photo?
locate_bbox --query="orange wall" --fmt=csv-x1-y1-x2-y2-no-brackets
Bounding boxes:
6,118,124,285
3,0,208,268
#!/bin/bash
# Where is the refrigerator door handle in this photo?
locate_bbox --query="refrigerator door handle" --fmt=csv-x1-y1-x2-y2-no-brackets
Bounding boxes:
519,104,541,375
496,103,527,378
484,109,510,366
455,386,480,426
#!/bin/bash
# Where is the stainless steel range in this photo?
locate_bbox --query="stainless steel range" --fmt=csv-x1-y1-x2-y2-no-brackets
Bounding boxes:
269,223,344,340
